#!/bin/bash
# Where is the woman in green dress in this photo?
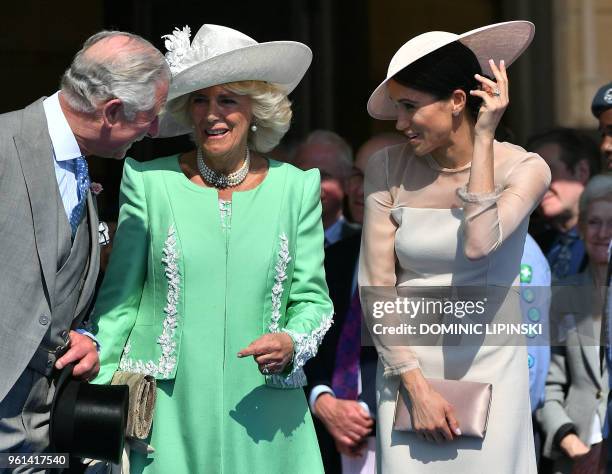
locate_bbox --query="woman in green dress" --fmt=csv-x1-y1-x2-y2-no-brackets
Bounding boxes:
92,24,332,473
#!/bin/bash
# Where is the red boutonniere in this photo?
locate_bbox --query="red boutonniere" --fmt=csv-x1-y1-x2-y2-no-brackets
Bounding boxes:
90,182,103,195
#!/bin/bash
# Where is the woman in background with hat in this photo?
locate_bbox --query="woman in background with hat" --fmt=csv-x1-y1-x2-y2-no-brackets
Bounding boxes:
91,24,332,473
360,21,550,472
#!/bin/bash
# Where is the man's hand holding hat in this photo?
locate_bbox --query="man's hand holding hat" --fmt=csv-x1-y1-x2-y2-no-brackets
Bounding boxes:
55,330,100,381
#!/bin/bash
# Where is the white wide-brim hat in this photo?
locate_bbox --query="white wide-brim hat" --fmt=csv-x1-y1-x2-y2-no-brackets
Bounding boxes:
367,21,535,120
159,24,312,137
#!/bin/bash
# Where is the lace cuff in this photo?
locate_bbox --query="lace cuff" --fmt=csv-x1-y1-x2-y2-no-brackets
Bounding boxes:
265,313,333,389
456,184,503,204
282,313,333,373
266,370,308,388
382,359,421,377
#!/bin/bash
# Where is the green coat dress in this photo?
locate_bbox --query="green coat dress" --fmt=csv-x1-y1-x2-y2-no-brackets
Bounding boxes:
92,155,333,473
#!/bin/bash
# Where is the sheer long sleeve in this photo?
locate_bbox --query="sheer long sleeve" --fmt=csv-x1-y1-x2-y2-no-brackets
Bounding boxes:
458,150,551,260
359,149,420,376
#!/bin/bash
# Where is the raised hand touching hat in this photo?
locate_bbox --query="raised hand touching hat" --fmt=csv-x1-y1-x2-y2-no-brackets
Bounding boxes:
368,21,534,120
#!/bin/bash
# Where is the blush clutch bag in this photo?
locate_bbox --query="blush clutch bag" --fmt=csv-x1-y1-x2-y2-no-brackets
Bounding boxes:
393,378,493,439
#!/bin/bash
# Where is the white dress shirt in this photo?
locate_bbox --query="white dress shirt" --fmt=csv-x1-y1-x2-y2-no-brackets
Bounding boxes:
324,215,347,248
43,91,83,221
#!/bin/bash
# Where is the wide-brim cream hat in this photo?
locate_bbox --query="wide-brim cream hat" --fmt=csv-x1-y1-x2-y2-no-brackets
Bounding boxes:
367,21,535,120
159,24,312,137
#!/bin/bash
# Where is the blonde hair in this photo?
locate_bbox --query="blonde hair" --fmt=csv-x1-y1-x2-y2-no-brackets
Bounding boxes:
167,80,292,153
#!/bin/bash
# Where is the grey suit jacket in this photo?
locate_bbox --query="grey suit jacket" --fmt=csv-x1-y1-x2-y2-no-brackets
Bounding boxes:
537,270,609,460
0,98,100,401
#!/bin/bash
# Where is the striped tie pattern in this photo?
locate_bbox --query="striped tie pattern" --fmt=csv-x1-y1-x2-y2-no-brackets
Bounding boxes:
69,156,90,236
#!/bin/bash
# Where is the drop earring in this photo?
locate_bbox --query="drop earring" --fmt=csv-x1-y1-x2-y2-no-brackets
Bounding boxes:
250,123,258,132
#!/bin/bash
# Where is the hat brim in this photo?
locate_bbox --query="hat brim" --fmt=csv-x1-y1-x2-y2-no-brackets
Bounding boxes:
367,21,535,120
159,41,312,137
50,364,129,463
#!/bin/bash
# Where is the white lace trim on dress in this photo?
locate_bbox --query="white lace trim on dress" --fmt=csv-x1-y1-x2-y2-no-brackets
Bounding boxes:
266,233,332,388
119,225,180,378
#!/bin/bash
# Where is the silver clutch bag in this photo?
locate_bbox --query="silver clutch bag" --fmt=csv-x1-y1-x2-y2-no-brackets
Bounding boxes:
393,378,492,439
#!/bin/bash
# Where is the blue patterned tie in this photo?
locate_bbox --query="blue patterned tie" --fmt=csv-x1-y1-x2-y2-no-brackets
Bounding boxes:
549,231,582,279
69,156,90,236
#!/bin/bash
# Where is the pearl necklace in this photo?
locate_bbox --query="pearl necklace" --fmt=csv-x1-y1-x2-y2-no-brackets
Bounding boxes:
197,147,250,189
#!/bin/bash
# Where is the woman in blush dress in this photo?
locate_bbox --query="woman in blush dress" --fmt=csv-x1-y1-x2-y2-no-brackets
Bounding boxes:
359,21,550,473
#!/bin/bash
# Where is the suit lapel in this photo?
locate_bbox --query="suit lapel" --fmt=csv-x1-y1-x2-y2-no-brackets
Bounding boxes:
573,272,604,388
13,99,58,307
74,192,100,321
577,316,603,389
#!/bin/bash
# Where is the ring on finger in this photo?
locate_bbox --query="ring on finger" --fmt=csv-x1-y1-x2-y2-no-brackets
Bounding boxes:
492,87,501,96
260,363,274,375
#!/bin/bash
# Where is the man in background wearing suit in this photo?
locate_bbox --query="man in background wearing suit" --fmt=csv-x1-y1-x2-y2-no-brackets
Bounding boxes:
527,128,600,280
305,133,406,474
293,130,360,248
0,30,169,458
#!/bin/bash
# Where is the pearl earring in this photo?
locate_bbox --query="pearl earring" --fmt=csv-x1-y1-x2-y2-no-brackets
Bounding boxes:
250,123,258,132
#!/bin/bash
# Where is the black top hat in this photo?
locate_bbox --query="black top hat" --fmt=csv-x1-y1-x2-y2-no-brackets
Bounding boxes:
50,364,129,464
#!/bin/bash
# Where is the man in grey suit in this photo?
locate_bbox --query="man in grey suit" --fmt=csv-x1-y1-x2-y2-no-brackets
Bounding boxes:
0,30,170,460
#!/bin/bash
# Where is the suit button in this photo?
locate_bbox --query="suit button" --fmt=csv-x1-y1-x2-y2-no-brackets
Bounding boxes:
521,288,535,303
39,315,49,325
527,354,535,368
527,308,541,322
46,359,53,368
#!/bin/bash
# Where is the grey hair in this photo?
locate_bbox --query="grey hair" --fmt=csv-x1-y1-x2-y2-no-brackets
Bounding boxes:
61,30,170,120
167,80,292,153
298,129,353,177
579,173,612,220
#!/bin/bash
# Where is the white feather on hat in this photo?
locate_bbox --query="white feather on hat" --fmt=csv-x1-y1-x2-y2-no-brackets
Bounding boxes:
159,24,312,137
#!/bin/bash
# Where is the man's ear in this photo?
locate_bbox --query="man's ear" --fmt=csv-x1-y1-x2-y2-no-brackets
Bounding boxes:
574,159,591,184
101,99,124,127
451,89,467,116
